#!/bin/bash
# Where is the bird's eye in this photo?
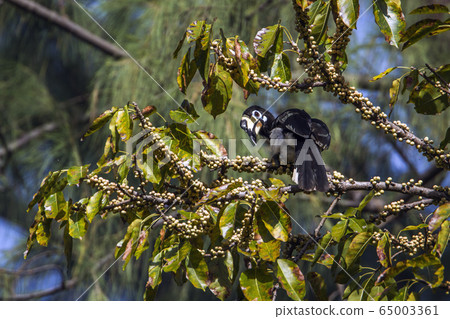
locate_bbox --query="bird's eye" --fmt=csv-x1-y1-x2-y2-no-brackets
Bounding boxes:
252,110,261,118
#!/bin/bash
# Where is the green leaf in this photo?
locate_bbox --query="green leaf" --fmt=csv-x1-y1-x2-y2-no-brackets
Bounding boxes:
270,178,285,187
201,65,233,118
433,220,450,257
67,165,89,186
170,99,199,123
163,241,191,273
345,232,372,268
194,130,227,157
254,214,281,262
258,201,292,242
410,5,449,15
312,232,333,265
439,127,450,149
401,69,419,94
117,160,129,184
376,254,444,288
176,47,197,94
44,192,66,219
409,64,450,114
400,19,441,50
28,171,66,212
370,67,398,81
429,23,450,36
119,219,141,270
270,52,291,82
258,240,281,262
309,0,331,44
194,39,210,81
410,255,444,288
276,259,306,301
207,257,232,300
186,20,206,43
377,232,392,267
116,106,133,142
82,107,118,140
137,158,161,184
86,191,103,222
69,210,87,239
147,251,163,289
186,248,209,291
331,219,349,242
36,219,51,246
239,266,273,301
254,188,281,203
398,223,428,234
335,0,360,29
296,0,310,9
303,252,334,268
164,241,191,273
348,218,369,233
429,202,450,232
219,201,238,239
226,38,260,94
143,286,158,301
389,78,401,108
172,30,186,59
109,111,120,153
307,272,328,301
253,24,281,57
198,182,242,206
134,229,149,260
372,0,406,48
357,190,374,212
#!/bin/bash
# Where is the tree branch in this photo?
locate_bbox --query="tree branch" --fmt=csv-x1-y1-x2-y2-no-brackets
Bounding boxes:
2,278,77,301
4,0,126,58
0,122,58,157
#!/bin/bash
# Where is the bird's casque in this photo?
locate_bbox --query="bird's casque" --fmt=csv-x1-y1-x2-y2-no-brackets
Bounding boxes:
240,105,331,192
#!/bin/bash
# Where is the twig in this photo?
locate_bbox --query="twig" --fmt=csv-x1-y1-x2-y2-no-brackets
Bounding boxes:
4,0,126,58
414,66,450,96
0,122,58,157
271,282,279,301
294,196,341,262
0,264,63,276
315,196,341,237
425,63,450,94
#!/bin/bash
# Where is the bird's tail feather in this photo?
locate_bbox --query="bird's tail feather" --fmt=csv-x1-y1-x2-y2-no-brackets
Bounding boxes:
292,156,329,192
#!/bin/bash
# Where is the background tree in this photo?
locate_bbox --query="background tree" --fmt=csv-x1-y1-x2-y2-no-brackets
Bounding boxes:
0,0,449,300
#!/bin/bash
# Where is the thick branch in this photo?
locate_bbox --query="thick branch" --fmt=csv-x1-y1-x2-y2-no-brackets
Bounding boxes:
4,0,126,58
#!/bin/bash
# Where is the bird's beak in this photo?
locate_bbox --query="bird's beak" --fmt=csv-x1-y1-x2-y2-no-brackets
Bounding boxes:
240,117,258,146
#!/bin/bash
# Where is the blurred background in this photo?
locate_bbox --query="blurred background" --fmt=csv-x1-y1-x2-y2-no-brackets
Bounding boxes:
0,0,448,300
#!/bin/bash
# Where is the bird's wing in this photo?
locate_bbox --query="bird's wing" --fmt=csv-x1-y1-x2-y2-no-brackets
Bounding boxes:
274,109,312,138
311,118,331,151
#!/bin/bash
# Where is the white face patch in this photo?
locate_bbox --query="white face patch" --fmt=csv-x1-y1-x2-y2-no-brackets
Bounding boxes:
241,116,254,131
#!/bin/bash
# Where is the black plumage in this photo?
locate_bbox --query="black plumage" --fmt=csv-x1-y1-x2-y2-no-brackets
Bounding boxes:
240,105,331,192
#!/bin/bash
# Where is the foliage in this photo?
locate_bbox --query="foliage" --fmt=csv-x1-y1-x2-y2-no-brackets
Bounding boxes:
22,0,450,301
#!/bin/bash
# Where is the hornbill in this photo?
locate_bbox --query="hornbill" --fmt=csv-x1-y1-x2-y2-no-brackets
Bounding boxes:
240,105,331,192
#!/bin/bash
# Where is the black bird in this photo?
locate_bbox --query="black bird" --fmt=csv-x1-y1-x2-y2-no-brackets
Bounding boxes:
240,105,331,192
